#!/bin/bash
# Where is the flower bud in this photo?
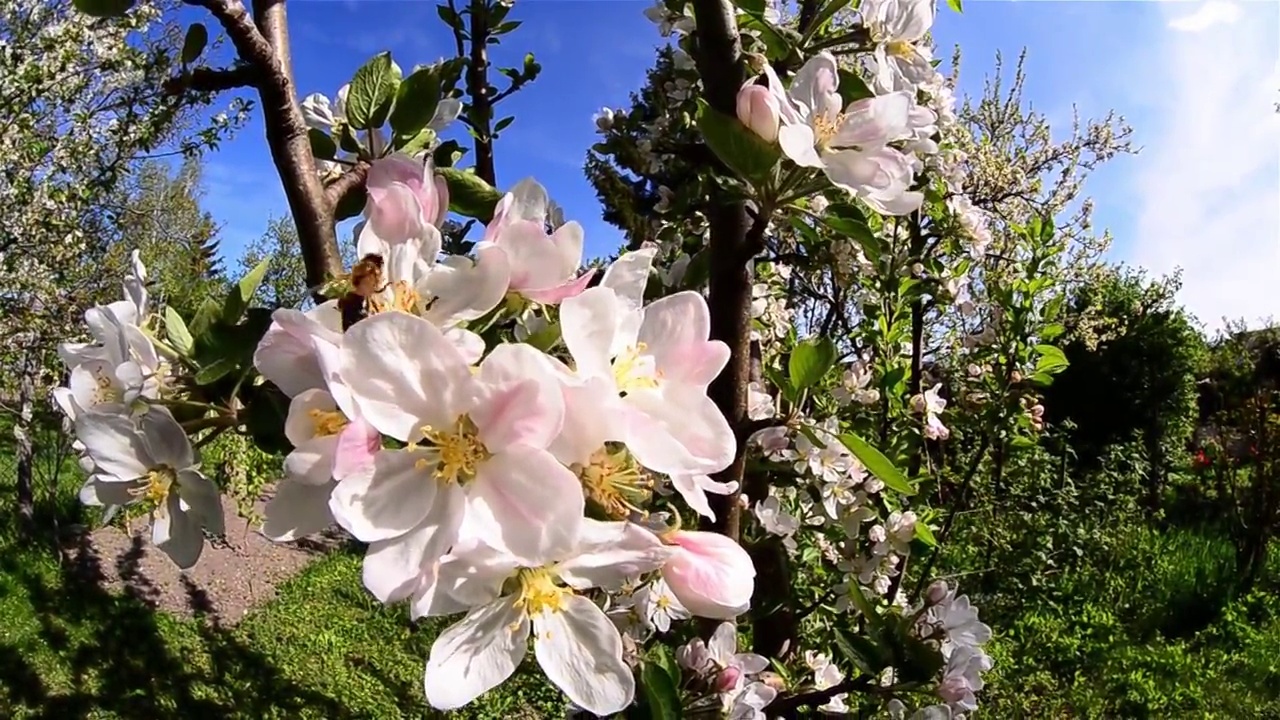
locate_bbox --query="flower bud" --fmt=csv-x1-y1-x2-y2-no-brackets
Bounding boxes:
593,107,615,133
736,84,781,143
758,671,788,692
744,52,768,74
926,579,950,605
662,530,755,619
714,665,743,692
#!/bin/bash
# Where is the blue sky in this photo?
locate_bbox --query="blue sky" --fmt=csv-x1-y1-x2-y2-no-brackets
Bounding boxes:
192,0,1279,330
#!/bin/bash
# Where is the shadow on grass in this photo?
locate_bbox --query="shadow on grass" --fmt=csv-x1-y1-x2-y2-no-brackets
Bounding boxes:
0,532,382,719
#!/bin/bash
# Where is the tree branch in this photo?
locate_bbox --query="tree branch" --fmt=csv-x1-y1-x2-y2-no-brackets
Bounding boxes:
466,0,497,186
163,65,258,95
324,160,370,210
186,0,342,294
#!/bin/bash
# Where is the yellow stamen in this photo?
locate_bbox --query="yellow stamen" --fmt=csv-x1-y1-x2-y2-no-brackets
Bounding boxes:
309,408,348,437
368,280,422,316
132,465,177,516
575,446,652,519
812,111,848,150
92,370,123,405
412,416,489,485
612,343,661,394
512,568,569,615
886,39,915,59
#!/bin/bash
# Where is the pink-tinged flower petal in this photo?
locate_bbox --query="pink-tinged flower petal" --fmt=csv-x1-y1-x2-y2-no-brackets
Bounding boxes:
495,220,567,291
637,291,730,387
340,312,476,440
362,486,465,604
533,596,635,716
622,387,736,475
433,173,450,227
466,447,584,566
521,268,596,305
671,473,737,521
284,436,340,486
328,449,438,542
261,480,335,542
560,286,631,382
547,378,623,467
662,530,755,619
600,248,658,311
547,221,585,277
333,417,381,481
555,519,672,591
424,598,530,710
471,378,563,451
423,244,511,326
253,308,341,398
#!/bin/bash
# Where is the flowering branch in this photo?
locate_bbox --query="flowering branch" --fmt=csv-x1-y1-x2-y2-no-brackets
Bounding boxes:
183,0,343,292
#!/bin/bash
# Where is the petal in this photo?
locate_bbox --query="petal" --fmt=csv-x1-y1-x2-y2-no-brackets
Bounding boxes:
548,221,585,277
466,447,584,566
438,540,524,608
601,247,658,311
672,474,716,520
74,411,149,480
332,417,381,481
261,480,335,542
363,485,464,604
472,377,564,452
137,407,193,471
832,92,912,148
328,449,438,542
496,220,566,291
663,531,756,620
176,469,225,536
285,388,338,447
778,123,823,168
422,244,512,326
547,378,622,466
444,327,485,365
253,309,334,398
424,598,529,710
153,493,204,570
340,312,475,440
622,388,736,475
560,286,629,381
80,476,142,506
520,269,595,305
310,337,358,420
637,291,729,386
555,519,672,591
284,436,339,486
533,596,635,716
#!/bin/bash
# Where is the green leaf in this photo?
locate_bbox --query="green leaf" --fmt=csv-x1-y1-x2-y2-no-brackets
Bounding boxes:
346,52,397,130
308,128,337,161
681,248,712,290
222,257,271,324
650,645,682,689
194,357,236,386
338,123,363,155
493,116,515,134
733,0,766,13
1039,322,1066,341
395,128,437,157
834,628,886,676
333,184,367,222
946,0,963,12
838,432,916,496
638,661,682,720
435,3,461,28
523,322,561,352
187,296,221,341
837,69,874,107
789,337,837,390
842,579,883,630
73,0,134,17
695,98,781,186
738,11,796,62
438,167,502,222
180,23,208,65
914,518,938,547
164,307,194,356
1034,343,1070,375
432,139,467,168
388,67,442,140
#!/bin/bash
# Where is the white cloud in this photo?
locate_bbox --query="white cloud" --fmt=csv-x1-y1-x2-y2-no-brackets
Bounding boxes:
1167,0,1242,33
1129,1,1280,332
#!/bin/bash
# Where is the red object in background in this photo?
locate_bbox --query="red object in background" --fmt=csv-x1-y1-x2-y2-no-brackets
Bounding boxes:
1193,449,1210,469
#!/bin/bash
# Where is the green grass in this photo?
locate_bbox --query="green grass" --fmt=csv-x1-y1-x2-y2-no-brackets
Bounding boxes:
0,423,563,719
0,541,564,719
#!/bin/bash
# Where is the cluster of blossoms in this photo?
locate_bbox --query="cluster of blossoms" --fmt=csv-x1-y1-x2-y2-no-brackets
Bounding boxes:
56,150,764,715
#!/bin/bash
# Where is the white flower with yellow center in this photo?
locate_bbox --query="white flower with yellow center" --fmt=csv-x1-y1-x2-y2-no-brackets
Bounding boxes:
559,251,736,478
73,407,224,569
420,519,672,716
331,313,586,603
859,0,937,94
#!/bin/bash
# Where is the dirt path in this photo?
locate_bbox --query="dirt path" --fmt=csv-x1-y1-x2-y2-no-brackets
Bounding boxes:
61,486,351,626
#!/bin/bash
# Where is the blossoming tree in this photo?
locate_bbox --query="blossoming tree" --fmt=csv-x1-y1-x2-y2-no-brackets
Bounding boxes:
54,0,1046,715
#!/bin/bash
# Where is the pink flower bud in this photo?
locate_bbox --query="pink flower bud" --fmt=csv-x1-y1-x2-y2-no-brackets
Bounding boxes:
365,154,448,241
926,580,950,605
736,84,781,143
715,665,743,692
662,530,755,620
